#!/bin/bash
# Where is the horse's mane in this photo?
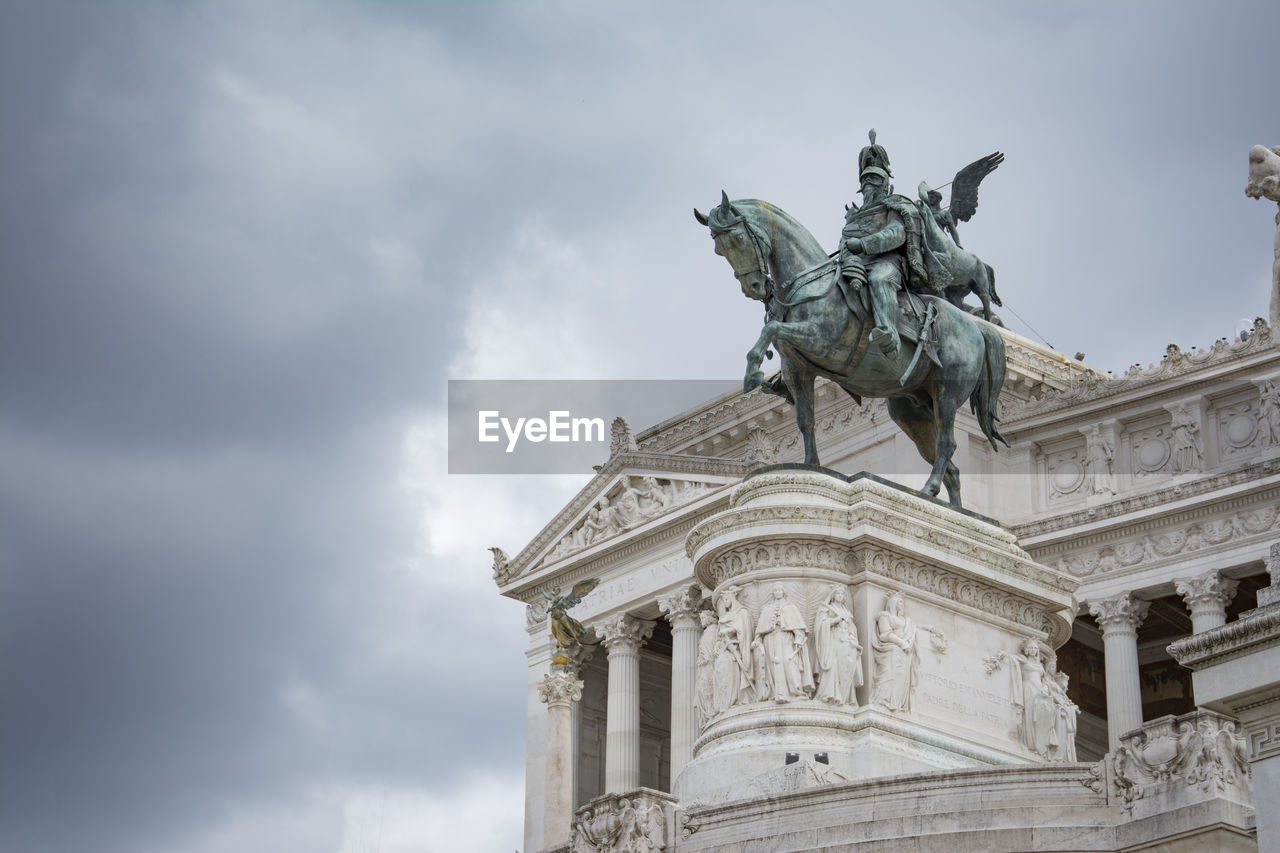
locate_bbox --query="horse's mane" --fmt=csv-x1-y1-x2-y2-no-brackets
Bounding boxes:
715,198,827,265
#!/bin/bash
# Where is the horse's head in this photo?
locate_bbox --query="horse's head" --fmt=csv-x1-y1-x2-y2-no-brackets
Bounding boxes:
695,192,772,302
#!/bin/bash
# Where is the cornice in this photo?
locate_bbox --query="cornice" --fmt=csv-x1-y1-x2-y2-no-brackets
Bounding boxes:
1168,605,1280,670
1003,319,1276,426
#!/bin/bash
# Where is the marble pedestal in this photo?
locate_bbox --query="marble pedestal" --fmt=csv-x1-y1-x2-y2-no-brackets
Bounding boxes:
675,466,1078,803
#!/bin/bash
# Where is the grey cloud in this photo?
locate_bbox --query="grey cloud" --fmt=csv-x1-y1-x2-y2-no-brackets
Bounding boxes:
1,2,1278,852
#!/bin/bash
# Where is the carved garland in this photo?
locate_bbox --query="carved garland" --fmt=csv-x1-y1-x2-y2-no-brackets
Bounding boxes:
1049,505,1280,578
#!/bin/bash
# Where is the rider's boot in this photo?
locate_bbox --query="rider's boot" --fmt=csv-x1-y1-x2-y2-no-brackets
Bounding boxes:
868,280,900,355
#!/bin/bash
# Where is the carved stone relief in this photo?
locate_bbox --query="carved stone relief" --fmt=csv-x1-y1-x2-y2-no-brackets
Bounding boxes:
541,477,713,565
1168,404,1204,474
1127,420,1173,480
1108,710,1251,814
741,421,777,467
489,546,518,586
1041,440,1087,504
1255,377,1280,448
984,639,1078,761
870,591,944,714
1215,397,1263,460
609,417,638,458
571,790,670,853
1083,425,1116,496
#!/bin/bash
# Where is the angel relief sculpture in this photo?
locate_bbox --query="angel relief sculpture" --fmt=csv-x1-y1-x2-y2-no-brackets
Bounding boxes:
542,578,600,666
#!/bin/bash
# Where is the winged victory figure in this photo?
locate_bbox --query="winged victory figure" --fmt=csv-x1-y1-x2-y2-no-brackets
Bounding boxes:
542,578,601,654
917,152,1004,249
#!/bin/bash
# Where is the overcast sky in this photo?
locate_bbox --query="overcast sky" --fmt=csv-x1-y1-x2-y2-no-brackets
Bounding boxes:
2,2,1277,852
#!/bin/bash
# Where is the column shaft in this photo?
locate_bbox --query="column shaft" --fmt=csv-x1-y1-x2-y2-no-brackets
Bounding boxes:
538,671,583,847
605,645,640,792
659,586,703,786
598,614,655,793
1089,594,1149,751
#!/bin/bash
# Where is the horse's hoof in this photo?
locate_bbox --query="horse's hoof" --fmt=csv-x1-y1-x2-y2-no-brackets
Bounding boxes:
744,371,765,393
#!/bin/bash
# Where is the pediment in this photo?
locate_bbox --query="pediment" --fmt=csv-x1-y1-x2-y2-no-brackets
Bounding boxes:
494,450,749,595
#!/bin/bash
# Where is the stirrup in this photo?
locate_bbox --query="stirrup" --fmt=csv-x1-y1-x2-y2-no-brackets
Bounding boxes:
869,326,899,354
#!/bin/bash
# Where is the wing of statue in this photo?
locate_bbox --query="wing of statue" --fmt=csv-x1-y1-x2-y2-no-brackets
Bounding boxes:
949,152,1005,223
561,578,601,609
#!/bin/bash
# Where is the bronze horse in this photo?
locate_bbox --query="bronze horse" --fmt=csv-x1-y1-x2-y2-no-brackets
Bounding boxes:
695,194,1007,507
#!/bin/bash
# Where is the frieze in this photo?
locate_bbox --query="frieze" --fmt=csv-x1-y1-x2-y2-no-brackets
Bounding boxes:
1010,457,1280,541
1002,319,1275,423
865,549,1058,638
1049,504,1280,579
705,539,855,587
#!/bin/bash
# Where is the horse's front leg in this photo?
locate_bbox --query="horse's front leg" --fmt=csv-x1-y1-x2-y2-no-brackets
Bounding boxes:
744,319,830,391
744,321,779,394
783,361,819,464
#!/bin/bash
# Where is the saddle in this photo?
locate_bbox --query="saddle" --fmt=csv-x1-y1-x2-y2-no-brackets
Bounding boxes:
771,259,943,380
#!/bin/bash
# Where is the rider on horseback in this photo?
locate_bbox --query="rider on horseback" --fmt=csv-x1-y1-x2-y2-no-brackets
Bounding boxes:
838,130,946,355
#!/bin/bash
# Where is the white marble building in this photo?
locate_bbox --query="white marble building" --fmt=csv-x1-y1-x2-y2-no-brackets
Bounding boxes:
492,158,1280,851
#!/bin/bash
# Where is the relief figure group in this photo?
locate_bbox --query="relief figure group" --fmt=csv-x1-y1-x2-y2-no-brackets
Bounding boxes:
694,586,951,724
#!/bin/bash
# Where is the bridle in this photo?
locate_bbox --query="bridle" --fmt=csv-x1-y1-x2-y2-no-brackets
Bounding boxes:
712,202,837,322
711,212,775,303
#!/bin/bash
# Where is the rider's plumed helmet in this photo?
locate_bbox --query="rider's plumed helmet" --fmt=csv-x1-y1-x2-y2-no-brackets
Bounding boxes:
858,128,892,182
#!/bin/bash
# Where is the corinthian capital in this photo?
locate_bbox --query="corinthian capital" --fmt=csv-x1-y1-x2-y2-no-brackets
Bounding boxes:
1088,593,1150,634
658,585,705,630
596,613,655,654
538,671,584,707
1175,571,1239,611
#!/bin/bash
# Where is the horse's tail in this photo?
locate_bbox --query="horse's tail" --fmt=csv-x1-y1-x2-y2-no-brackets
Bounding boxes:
971,323,1010,450
986,263,1003,306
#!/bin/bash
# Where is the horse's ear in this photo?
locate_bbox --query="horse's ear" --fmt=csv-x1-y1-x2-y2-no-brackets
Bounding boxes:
694,208,709,226
721,190,731,207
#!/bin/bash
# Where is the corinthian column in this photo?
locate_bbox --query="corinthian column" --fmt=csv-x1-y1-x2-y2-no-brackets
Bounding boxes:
1175,571,1239,633
1088,593,1150,750
597,613,655,793
538,669,584,847
658,585,703,785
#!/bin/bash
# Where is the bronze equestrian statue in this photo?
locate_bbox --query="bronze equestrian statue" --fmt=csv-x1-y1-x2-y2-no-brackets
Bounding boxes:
695,131,1008,508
